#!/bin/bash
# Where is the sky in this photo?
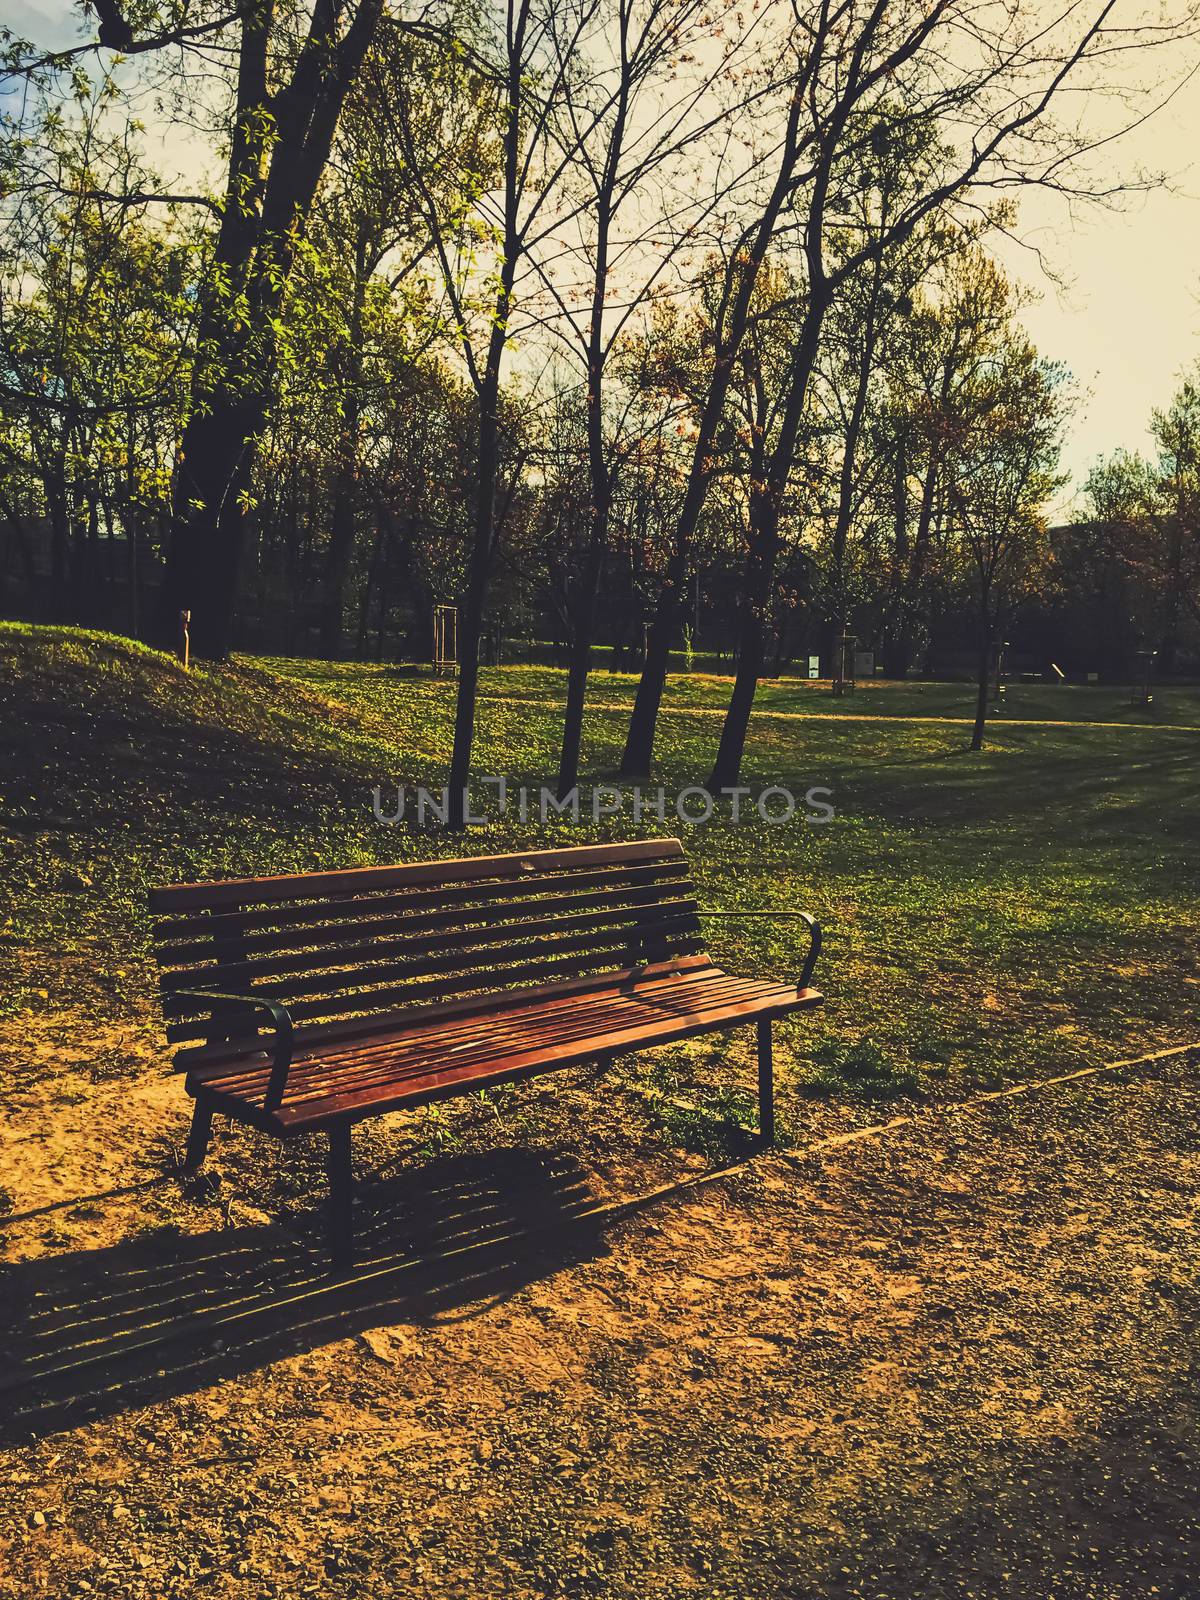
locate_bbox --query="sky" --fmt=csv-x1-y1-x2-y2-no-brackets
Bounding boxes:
5,0,1200,513
990,62,1200,511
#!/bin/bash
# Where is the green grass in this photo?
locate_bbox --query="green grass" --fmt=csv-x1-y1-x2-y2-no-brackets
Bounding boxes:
3,625,1198,1141
322,659,1200,727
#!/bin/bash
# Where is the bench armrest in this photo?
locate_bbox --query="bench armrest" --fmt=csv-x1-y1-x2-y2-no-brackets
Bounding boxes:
175,988,295,1113
697,910,822,991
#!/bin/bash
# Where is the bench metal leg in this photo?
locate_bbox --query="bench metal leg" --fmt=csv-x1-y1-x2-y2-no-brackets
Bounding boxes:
184,1101,214,1171
326,1123,354,1273
757,1019,775,1147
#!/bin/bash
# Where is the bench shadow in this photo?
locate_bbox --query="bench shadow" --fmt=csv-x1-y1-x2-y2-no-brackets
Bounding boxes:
0,1146,607,1443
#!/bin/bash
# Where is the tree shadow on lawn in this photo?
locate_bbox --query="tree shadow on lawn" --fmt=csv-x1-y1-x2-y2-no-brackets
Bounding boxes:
839,736,1200,848
3,692,393,839
0,1146,609,1444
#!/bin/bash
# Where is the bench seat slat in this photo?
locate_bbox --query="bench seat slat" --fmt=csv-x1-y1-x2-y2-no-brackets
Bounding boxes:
173,953,717,1070
200,978,783,1107
165,940,707,1040
190,962,747,1092
190,965,819,1134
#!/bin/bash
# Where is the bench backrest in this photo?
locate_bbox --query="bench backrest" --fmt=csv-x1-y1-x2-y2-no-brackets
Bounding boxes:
149,837,704,1052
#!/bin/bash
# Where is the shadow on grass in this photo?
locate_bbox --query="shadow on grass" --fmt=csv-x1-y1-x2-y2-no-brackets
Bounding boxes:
0,1146,608,1443
844,737,1200,846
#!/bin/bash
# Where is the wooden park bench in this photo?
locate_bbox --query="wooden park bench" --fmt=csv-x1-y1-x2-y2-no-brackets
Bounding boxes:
149,838,822,1270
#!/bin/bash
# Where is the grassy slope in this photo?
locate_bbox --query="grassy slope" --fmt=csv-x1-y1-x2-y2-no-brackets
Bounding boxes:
0,626,399,1034
2,624,1198,1119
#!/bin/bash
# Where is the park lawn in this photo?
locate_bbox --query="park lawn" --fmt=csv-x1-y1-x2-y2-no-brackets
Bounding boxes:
273,655,1200,1099
334,658,1200,727
3,626,1200,1600
2,625,1196,1127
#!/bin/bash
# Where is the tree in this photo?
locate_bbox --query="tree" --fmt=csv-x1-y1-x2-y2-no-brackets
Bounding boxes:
1084,374,1200,673
874,245,1016,677
307,29,490,656
0,82,195,627
705,125,976,791
616,0,1200,783
4,0,425,656
156,0,393,659
387,0,617,826
536,0,760,798
943,337,1067,750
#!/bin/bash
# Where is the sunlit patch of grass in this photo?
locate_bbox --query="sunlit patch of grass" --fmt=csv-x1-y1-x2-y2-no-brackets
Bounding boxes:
448,658,1200,728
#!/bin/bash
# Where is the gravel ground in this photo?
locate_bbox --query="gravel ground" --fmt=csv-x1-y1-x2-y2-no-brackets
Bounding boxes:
3,1047,1199,1600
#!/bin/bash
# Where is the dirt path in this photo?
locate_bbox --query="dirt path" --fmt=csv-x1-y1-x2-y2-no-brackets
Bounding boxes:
3,1041,1199,1599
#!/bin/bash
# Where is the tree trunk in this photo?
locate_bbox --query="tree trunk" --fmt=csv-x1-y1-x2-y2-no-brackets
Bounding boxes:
619,558,683,777
557,387,613,794
891,446,939,677
445,18,524,830
1158,517,1185,675
707,295,827,789
707,507,773,790
320,229,370,658
879,420,910,675
160,395,265,657
46,489,71,623
383,517,430,661
355,517,386,657
553,56,629,800
320,441,359,657
447,365,503,830
824,248,885,682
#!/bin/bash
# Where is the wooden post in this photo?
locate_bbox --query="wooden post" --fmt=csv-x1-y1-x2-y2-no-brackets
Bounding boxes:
178,608,191,670
433,604,459,677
